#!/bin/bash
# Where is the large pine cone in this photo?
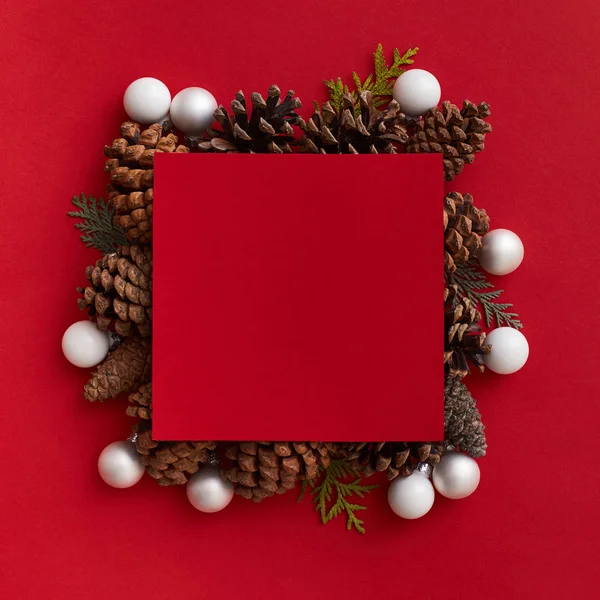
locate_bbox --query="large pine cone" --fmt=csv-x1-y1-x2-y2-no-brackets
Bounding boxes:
444,192,490,274
407,100,492,180
222,441,336,502
126,382,152,420
299,91,408,154
132,421,217,486
444,285,491,379
195,85,301,153
84,336,151,401
77,245,152,337
337,441,445,480
444,375,487,457
104,121,189,244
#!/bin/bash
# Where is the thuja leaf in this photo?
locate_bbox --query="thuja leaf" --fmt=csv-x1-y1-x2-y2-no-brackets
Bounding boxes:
305,460,377,534
450,261,523,330
323,43,418,113
68,194,128,254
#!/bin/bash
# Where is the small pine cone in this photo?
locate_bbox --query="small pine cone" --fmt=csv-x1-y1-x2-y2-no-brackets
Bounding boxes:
299,91,408,154
444,375,487,457
336,441,444,480
126,382,152,420
195,85,301,153
444,285,491,378
104,121,189,244
83,336,151,401
222,441,336,502
444,192,490,274
132,421,217,486
407,100,492,181
77,245,152,337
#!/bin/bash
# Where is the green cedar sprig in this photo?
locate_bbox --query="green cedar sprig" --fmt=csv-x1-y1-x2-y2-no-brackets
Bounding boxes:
323,43,418,113
299,460,377,534
449,261,523,329
68,194,128,254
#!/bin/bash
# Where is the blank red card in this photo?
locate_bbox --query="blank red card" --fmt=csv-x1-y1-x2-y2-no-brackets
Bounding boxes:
152,154,443,441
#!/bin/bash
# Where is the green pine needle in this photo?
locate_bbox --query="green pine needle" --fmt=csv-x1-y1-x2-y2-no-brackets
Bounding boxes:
301,460,377,534
323,44,418,114
68,194,128,254
450,261,523,329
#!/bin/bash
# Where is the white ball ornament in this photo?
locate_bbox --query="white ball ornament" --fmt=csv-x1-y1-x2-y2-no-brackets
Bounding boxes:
62,320,110,368
186,466,234,513
479,229,524,276
98,441,145,489
123,77,171,124
170,87,218,136
392,69,441,117
433,452,480,499
387,471,435,519
484,327,529,375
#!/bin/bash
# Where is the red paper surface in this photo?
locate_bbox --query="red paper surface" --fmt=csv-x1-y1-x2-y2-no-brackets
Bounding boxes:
1,1,600,598
153,154,443,441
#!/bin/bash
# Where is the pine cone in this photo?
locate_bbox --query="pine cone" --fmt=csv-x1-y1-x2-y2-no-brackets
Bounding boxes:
126,382,152,420
222,441,336,502
407,100,492,180
77,245,152,337
84,336,151,401
336,441,445,480
444,375,487,457
444,192,490,274
104,121,189,244
195,85,301,153
132,421,217,486
299,91,408,154
444,285,491,378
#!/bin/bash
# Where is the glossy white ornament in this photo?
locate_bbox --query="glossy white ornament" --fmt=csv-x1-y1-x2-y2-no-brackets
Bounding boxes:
479,229,524,276
170,87,217,135
387,471,435,519
98,441,145,488
62,320,110,368
186,466,234,513
433,452,480,499
484,327,529,375
123,77,171,124
392,69,441,117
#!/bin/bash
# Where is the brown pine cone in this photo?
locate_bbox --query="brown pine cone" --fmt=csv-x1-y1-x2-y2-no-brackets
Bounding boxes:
444,285,491,379
132,421,217,486
222,441,336,502
444,375,487,457
336,441,445,480
407,100,492,180
444,192,490,274
84,336,151,401
299,91,408,154
77,245,152,337
104,121,189,244
126,382,152,420
195,85,301,153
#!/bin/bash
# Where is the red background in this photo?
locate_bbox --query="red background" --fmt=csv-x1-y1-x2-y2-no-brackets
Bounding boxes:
153,154,443,442
1,0,599,598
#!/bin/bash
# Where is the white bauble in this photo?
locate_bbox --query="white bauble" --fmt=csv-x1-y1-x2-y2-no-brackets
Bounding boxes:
123,77,171,124
186,466,234,513
433,452,480,499
98,441,145,489
387,472,435,519
484,327,529,375
392,69,441,117
479,229,524,276
62,320,110,368
170,87,217,135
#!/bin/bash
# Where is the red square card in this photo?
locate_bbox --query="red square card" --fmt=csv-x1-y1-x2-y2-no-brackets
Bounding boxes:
152,154,443,441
